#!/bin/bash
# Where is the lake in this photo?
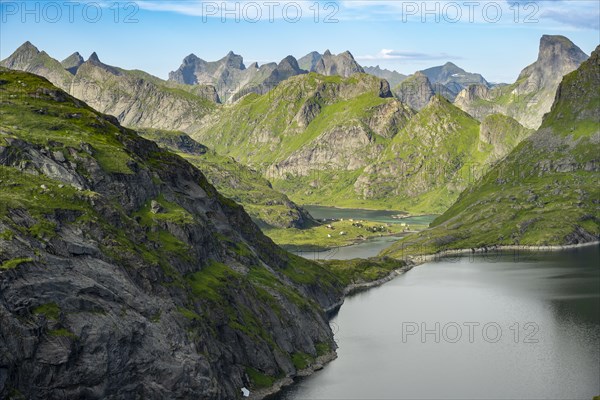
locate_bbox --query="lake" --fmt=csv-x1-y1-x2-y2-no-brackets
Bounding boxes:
271,245,600,400
293,206,437,260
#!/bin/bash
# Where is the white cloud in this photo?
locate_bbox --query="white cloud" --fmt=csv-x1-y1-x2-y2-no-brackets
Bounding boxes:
357,49,460,62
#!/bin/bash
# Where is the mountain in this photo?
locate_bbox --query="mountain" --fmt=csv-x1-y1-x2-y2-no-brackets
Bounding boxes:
191,73,419,209
393,71,435,111
421,61,490,99
384,44,600,257
0,68,344,399
1,43,220,131
298,51,322,71
455,35,589,129
353,96,530,213
168,51,309,103
0,41,73,91
60,51,84,74
139,129,316,229
363,65,407,88
313,50,365,77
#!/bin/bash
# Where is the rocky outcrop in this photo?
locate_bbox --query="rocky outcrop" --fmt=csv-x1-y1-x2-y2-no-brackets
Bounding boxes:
139,129,317,229
393,71,435,111
454,35,589,129
313,50,364,77
0,70,344,399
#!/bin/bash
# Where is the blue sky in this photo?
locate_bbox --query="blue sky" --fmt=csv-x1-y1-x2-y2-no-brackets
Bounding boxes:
1,0,599,83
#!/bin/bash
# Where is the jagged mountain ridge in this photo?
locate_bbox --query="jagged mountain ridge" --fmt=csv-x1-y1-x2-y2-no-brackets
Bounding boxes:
363,65,407,88
168,49,364,103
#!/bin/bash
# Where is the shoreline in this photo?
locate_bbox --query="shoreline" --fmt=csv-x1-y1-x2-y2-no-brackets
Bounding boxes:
259,240,599,399
405,241,600,263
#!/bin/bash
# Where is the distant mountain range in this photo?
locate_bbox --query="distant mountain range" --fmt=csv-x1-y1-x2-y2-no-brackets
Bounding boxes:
168,49,364,102
0,35,591,215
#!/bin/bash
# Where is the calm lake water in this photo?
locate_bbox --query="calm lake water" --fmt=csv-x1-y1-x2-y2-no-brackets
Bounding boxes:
272,245,600,400
293,206,437,260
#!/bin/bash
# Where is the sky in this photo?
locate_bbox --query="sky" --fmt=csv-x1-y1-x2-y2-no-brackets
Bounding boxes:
1,0,599,83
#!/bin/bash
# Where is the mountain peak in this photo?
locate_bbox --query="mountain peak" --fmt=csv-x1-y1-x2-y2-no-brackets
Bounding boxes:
18,41,39,53
220,51,244,69
323,49,332,56
61,52,85,74
183,53,200,63
537,34,588,64
88,52,101,63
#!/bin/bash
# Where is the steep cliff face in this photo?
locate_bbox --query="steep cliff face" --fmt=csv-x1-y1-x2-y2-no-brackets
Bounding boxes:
0,69,343,399
384,45,600,257
1,43,220,132
454,35,589,129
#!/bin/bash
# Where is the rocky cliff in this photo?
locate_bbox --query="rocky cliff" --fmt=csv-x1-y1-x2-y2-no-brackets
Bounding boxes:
0,69,344,399
454,35,589,129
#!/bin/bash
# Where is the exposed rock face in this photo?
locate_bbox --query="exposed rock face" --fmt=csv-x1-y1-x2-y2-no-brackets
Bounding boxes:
0,43,220,132
385,45,600,256
70,55,218,131
454,35,589,129
393,71,435,111
363,65,407,88
0,70,343,399
313,50,365,77
192,72,410,176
